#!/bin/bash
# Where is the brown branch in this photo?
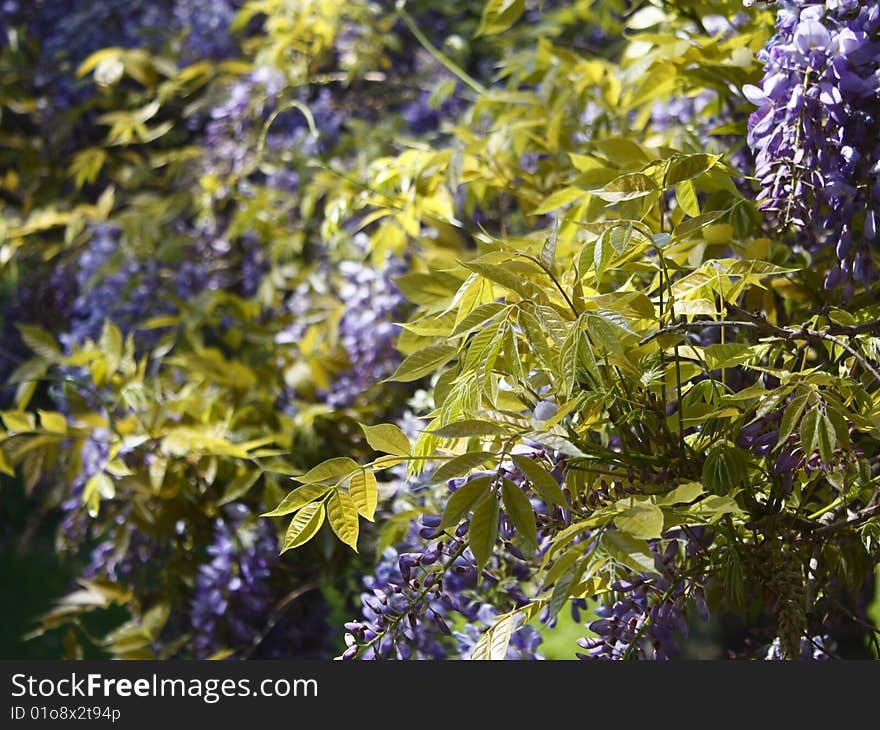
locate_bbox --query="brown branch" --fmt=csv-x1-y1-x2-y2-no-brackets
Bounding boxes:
638,320,759,346
812,504,880,538
640,306,880,385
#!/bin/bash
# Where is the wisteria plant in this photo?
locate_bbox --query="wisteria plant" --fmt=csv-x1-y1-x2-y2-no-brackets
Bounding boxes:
1,0,879,661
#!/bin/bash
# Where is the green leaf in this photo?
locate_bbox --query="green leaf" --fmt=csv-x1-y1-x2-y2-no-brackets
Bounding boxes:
654,482,703,506
686,494,741,520
451,302,508,336
726,260,798,277
512,455,567,507
429,420,513,438
261,484,331,517
603,531,655,573
817,412,836,466
387,345,458,383
548,556,586,618
521,432,588,459
501,478,537,550
827,309,857,327
475,0,526,36
825,404,851,450
592,173,658,203
593,229,612,280
470,611,517,660
360,423,411,456
607,224,634,254
17,325,61,362
439,476,492,530
778,393,809,448
517,309,557,369
281,502,325,552
586,313,626,359
349,470,378,521
615,503,664,540
395,271,462,306
665,154,721,186
218,471,261,506
327,491,359,551
589,138,651,167
702,445,750,494
463,261,548,304
532,187,586,215
37,410,67,434
430,451,495,485
292,457,360,484
540,222,559,269
99,320,123,377
470,493,500,571
675,180,700,217
799,409,819,460
704,343,754,369
0,448,14,477
1,411,36,433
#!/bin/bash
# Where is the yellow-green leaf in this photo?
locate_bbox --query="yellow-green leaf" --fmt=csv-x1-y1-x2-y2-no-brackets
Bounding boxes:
430,452,495,485
616,503,664,540
0,448,14,477
360,423,412,456
430,420,512,438
439,475,492,530
675,179,700,217
532,187,586,216
475,0,525,37
501,478,537,551
0,411,36,433
387,345,458,383
470,493,500,571
470,611,517,660
593,173,658,203
512,455,567,507
281,502,325,552
38,410,67,434
292,457,360,484
327,491,359,551
17,325,61,362
261,484,331,517
349,470,378,521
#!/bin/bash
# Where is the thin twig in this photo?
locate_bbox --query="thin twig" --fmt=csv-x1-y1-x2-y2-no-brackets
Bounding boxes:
811,504,880,538
240,582,318,659
639,306,880,386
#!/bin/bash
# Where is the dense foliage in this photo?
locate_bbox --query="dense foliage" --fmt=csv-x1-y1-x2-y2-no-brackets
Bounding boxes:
1,0,879,660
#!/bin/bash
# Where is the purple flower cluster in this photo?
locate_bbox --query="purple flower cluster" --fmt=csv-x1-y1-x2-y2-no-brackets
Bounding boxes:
746,1,880,288
1,1,169,105
343,448,575,660
577,531,710,660
342,513,542,660
0,1,244,113
763,634,836,659
199,70,344,183
173,0,244,63
59,225,173,351
58,428,112,545
324,254,408,408
401,88,465,136
190,504,331,659
82,513,154,584
190,506,278,657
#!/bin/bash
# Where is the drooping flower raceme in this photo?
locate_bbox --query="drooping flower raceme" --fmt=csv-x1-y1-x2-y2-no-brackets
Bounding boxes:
745,1,880,288
324,254,408,408
191,504,331,659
